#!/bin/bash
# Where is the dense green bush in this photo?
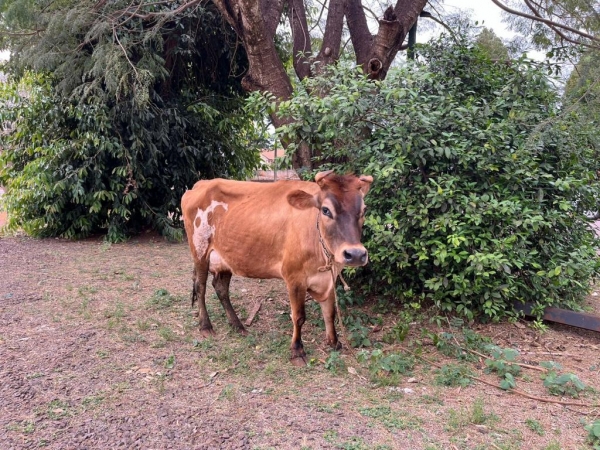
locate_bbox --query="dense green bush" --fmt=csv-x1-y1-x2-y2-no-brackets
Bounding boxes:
0,5,260,242
271,36,600,319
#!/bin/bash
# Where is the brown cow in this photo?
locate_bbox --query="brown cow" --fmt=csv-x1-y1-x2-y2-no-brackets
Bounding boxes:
181,170,373,365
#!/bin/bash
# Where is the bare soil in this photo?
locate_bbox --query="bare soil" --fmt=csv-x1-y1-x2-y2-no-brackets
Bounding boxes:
2,233,600,449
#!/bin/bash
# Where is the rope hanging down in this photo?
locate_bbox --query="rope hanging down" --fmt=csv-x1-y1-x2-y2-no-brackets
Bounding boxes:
316,212,351,291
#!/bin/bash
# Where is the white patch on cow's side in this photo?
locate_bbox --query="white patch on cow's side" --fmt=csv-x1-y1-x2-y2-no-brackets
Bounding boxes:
193,200,228,258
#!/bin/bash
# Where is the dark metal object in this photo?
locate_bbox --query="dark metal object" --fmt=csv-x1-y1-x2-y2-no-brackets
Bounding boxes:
407,21,418,60
518,302,600,332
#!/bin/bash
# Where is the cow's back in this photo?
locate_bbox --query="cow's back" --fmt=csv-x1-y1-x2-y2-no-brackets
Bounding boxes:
182,179,319,279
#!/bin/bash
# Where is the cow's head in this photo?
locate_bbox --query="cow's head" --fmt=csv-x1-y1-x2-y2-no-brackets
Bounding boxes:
288,170,373,267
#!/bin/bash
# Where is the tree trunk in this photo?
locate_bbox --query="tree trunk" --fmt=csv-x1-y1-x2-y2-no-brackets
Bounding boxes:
213,0,428,169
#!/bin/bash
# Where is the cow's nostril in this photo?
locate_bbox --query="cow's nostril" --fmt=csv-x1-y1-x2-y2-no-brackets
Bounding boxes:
343,250,353,261
343,248,368,265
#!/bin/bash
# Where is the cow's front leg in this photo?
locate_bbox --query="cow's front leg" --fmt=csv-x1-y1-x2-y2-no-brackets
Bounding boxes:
319,292,341,350
287,283,307,366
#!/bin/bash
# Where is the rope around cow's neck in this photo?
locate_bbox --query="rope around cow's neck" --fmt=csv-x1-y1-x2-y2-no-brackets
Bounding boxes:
316,212,359,364
316,212,350,291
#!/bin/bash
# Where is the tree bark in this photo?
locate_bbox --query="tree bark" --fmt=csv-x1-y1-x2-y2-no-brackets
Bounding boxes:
213,0,428,169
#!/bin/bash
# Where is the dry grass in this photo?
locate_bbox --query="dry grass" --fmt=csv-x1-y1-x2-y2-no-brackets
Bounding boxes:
1,233,600,449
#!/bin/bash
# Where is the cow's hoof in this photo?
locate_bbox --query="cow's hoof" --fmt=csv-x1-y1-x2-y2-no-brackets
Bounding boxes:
199,328,216,338
236,326,249,336
291,356,307,367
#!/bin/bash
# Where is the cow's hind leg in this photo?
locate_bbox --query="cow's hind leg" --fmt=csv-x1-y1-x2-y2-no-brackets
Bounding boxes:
192,260,215,338
212,271,247,335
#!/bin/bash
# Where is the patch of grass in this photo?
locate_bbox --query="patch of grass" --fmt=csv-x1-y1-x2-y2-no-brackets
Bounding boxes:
192,337,214,351
470,397,497,425
446,398,497,431
96,350,109,359
315,402,340,414
338,436,369,450
218,384,235,401
147,288,184,310
543,441,562,450
81,394,105,410
158,327,178,342
136,319,151,331
26,372,45,379
262,331,289,358
104,302,126,324
164,354,176,369
112,382,130,394
359,405,423,431
419,394,444,406
323,430,338,443
7,420,35,434
324,351,346,374
78,285,98,296
525,418,545,436
44,399,71,420
121,331,146,343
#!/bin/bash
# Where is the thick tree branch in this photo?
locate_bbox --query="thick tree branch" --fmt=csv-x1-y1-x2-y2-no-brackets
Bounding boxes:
490,0,600,46
262,0,285,39
315,0,346,68
288,0,312,80
523,0,600,49
364,0,427,79
344,0,372,65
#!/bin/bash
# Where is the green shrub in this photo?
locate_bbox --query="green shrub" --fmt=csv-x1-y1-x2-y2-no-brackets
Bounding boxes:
0,4,260,241
272,33,600,319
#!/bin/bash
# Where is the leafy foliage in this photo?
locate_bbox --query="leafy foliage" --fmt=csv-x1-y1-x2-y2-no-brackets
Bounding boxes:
586,419,600,449
542,370,587,398
269,32,600,319
357,349,415,375
484,345,522,378
434,363,473,387
0,3,260,241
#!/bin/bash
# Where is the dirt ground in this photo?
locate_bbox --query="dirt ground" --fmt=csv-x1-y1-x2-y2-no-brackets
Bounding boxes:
2,233,600,450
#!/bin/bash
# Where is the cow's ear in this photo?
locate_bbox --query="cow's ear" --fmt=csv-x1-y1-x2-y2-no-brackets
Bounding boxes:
287,190,318,210
358,175,373,196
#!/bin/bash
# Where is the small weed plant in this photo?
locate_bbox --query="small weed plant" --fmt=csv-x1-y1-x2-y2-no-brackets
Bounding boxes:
435,364,473,387
586,420,600,449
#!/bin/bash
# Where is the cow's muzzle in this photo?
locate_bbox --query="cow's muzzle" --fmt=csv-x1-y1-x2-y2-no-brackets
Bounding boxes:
342,246,368,266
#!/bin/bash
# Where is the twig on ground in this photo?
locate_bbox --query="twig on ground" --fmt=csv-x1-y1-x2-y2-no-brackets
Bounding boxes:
466,348,548,373
399,346,596,409
244,298,264,326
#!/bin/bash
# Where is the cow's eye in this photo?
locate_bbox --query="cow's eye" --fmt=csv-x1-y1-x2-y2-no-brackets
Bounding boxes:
321,206,332,218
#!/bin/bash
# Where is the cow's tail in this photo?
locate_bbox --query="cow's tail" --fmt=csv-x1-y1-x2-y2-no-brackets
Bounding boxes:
191,266,198,308
191,280,198,308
